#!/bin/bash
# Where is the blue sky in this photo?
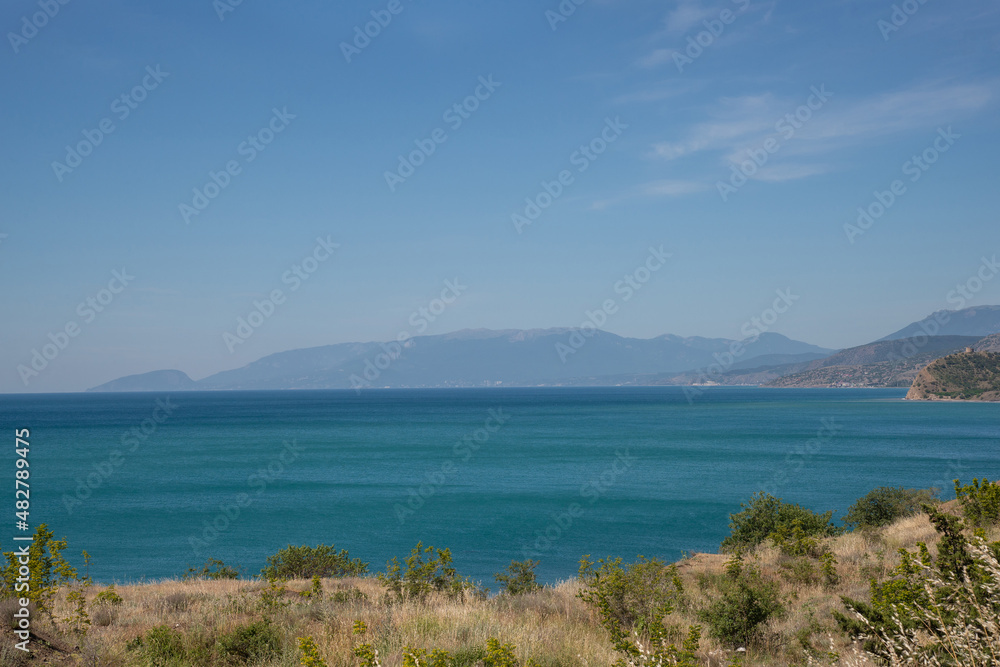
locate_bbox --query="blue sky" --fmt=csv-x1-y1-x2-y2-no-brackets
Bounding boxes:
2,0,999,392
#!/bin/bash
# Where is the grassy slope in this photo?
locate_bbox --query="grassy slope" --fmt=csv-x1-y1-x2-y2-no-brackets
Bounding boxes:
907,350,1000,400
5,502,997,667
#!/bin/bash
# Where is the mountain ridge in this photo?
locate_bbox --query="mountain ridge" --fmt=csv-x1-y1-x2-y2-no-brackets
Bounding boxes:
87,306,1000,392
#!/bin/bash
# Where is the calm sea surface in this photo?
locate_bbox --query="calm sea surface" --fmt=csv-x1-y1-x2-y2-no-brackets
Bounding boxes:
1,387,996,585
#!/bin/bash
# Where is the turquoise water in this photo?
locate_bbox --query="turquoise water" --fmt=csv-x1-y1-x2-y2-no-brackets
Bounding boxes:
1,387,996,585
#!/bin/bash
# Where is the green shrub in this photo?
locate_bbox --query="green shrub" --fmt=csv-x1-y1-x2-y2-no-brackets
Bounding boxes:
778,556,818,586
697,556,784,648
138,625,186,666
577,555,698,665
843,486,938,530
721,492,841,553
299,635,327,667
352,621,380,667
93,585,123,606
330,587,368,603
578,555,686,636
403,646,454,667
954,477,1000,527
184,557,240,580
217,620,282,664
482,638,520,667
820,551,839,589
1,524,78,618
378,542,480,601
769,519,821,557
494,560,542,596
262,544,368,580
836,507,1000,663
63,589,90,635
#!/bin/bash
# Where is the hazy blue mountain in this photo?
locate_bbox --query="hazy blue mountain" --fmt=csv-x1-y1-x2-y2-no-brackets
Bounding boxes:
88,329,835,391
880,306,1000,341
87,370,197,392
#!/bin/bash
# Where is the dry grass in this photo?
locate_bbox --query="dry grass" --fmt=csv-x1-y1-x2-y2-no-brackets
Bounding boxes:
6,510,999,667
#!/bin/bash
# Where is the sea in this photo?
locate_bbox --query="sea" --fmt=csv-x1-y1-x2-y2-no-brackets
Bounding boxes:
0,387,996,586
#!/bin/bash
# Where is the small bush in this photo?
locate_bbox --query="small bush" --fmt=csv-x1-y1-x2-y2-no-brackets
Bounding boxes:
778,556,818,586
262,544,368,580
578,555,686,635
217,620,282,664
330,587,368,603
954,477,1000,527
843,486,938,530
378,542,480,601
578,555,699,665
721,492,841,553
483,638,519,667
139,625,186,665
494,560,542,596
94,584,124,606
698,556,784,648
63,588,90,635
403,646,454,667
92,605,117,627
0,524,78,617
299,635,328,667
820,551,839,589
184,557,240,580
769,519,821,557
836,507,1000,663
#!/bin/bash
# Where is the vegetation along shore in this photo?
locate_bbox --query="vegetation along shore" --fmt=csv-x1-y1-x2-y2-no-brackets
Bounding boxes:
2,478,999,666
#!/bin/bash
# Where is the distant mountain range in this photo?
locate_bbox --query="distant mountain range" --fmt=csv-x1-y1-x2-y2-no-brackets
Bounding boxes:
88,306,1000,392
88,330,834,391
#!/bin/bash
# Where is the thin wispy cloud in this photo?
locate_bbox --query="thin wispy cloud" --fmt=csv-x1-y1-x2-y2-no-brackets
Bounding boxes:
653,81,997,168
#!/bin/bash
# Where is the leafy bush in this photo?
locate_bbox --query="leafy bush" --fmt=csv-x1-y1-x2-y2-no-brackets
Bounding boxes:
697,556,784,648
93,585,123,606
820,551,839,589
330,587,368,603
1,524,78,617
184,557,240,580
577,555,699,665
721,492,841,553
137,625,186,665
578,556,686,636
262,544,368,580
494,560,542,596
92,605,116,627
843,486,938,530
955,477,1000,527
299,636,328,667
378,542,479,601
217,620,282,664
63,588,90,635
403,646,454,667
769,519,821,557
836,507,1000,664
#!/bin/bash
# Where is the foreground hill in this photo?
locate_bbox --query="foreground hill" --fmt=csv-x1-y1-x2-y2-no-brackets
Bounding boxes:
906,349,1000,401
